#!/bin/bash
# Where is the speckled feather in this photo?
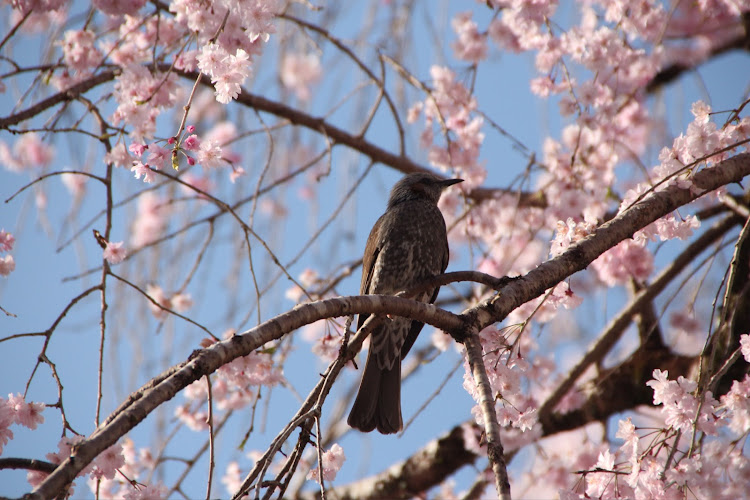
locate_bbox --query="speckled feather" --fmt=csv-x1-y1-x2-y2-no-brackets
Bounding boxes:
348,173,462,434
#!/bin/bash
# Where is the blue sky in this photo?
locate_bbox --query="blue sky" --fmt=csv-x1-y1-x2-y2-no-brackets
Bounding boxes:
2,1,750,497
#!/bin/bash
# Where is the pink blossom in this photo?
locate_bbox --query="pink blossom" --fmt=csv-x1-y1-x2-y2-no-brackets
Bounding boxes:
205,121,238,146
146,284,171,319
174,404,209,431
514,407,537,432
129,143,147,157
529,76,559,97
222,461,243,495
244,1,278,42
229,166,246,183
285,268,318,302
103,241,127,264
6,393,44,429
407,102,422,123
546,282,583,310
488,17,521,52
0,133,54,172
0,403,14,454
721,374,750,434
550,218,595,257
0,230,15,252
585,450,616,498
685,120,720,159
198,44,252,103
431,328,453,352
218,348,283,388
60,30,102,71
60,170,87,198
309,332,341,362
183,134,200,151
46,435,87,469
130,161,155,183
280,53,322,101
691,100,711,123
615,417,638,456
146,143,170,169
650,213,701,241
307,443,346,481
8,0,67,28
122,482,168,500
90,443,125,480
131,192,167,247
104,143,134,167
591,239,653,286
197,140,224,168
451,12,487,63
197,43,228,76
741,333,750,363
111,66,177,140
170,292,193,312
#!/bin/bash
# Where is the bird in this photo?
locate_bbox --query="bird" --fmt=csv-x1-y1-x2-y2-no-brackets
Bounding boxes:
347,172,463,434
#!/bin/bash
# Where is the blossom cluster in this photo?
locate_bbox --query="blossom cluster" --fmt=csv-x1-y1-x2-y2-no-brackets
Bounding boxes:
175,331,284,431
0,230,16,277
26,436,166,499
0,394,44,455
0,133,54,173
1,395,163,500
461,327,543,451
307,443,346,482
409,66,487,190
559,369,750,499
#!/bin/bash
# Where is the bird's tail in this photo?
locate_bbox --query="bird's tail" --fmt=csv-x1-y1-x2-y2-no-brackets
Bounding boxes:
347,347,402,434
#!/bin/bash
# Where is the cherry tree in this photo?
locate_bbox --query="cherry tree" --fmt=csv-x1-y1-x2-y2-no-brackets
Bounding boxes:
1,0,750,498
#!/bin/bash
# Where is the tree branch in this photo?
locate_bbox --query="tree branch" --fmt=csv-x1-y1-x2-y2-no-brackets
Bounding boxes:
297,426,476,500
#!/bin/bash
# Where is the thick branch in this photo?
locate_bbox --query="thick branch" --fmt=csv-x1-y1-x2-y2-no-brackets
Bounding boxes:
464,153,750,334
538,213,743,422
27,295,463,500
27,153,750,499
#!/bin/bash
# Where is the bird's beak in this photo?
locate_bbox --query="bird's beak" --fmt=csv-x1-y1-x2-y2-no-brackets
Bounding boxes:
439,178,464,189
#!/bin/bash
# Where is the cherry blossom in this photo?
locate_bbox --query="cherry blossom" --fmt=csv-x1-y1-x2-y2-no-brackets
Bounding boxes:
90,443,125,480
197,140,225,169
131,192,168,247
103,241,127,264
280,53,322,101
0,255,14,277
104,143,134,167
60,30,102,72
741,333,750,362
6,393,44,430
307,443,346,482
451,12,487,63
0,133,55,172
591,239,653,286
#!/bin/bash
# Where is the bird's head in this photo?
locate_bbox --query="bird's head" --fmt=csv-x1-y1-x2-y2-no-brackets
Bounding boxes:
387,172,463,209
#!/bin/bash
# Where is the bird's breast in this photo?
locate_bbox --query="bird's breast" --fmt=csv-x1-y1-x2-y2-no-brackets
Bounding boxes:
367,201,448,295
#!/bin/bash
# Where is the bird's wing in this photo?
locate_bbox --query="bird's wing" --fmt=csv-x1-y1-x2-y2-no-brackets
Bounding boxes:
357,216,383,331
401,227,450,358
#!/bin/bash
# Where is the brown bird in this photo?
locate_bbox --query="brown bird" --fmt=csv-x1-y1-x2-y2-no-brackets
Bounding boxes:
347,172,463,434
